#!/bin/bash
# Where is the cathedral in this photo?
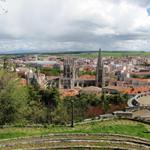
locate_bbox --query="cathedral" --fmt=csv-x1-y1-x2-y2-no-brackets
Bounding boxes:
46,49,104,89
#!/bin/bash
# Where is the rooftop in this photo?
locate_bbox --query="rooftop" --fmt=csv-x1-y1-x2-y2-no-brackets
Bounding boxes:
78,75,96,80
105,86,150,95
80,86,102,94
128,78,150,82
60,89,79,97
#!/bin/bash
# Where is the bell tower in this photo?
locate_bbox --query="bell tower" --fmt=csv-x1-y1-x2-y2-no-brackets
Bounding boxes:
63,57,76,89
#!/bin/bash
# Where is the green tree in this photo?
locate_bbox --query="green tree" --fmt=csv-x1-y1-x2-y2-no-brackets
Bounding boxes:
26,86,47,124
52,101,69,125
0,70,29,125
40,88,60,123
63,93,101,122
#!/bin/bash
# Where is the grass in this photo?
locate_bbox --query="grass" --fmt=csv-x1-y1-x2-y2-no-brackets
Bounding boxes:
0,119,150,140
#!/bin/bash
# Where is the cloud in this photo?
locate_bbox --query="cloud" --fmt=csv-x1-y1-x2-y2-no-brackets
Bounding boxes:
0,0,150,53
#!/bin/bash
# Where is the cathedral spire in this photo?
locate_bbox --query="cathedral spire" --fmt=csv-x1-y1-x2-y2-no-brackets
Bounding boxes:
98,48,102,67
96,48,104,88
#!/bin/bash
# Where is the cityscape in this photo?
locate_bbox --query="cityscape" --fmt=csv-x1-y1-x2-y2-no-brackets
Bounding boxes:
0,0,150,149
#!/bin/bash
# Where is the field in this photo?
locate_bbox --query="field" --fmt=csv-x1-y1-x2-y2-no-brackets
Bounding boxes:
70,51,150,58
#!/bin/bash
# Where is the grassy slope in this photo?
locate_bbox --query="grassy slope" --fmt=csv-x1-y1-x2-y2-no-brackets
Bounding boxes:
0,119,150,140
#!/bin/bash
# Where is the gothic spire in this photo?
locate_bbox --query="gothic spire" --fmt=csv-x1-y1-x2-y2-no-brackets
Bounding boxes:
96,48,104,88
98,48,102,67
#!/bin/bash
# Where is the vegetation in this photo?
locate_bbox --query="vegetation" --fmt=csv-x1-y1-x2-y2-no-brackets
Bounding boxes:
0,69,129,125
0,119,150,140
61,93,128,122
70,51,150,58
0,70,29,125
40,67,61,76
0,70,59,125
131,74,150,79
63,93,101,122
79,70,96,76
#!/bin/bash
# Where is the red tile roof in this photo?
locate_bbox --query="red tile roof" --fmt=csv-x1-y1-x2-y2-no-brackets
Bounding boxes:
128,78,150,82
122,86,150,95
60,89,79,97
78,75,96,80
105,86,150,95
20,78,27,86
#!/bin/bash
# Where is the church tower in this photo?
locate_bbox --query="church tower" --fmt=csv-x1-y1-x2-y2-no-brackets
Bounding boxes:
96,48,104,88
63,57,76,89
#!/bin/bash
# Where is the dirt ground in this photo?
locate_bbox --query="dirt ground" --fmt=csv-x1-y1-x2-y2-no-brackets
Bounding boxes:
139,96,150,106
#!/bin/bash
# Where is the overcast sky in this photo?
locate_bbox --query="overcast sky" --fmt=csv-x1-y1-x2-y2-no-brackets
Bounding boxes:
0,0,150,53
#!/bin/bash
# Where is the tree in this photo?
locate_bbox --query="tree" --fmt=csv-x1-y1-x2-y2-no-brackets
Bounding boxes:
26,86,47,124
0,70,29,125
3,57,8,69
52,101,69,125
40,88,60,109
63,93,101,122
40,88,60,123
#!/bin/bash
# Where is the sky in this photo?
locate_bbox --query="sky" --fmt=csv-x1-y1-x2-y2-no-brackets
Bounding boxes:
0,0,150,53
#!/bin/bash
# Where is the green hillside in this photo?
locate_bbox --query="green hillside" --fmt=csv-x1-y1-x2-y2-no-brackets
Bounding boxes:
0,119,150,140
